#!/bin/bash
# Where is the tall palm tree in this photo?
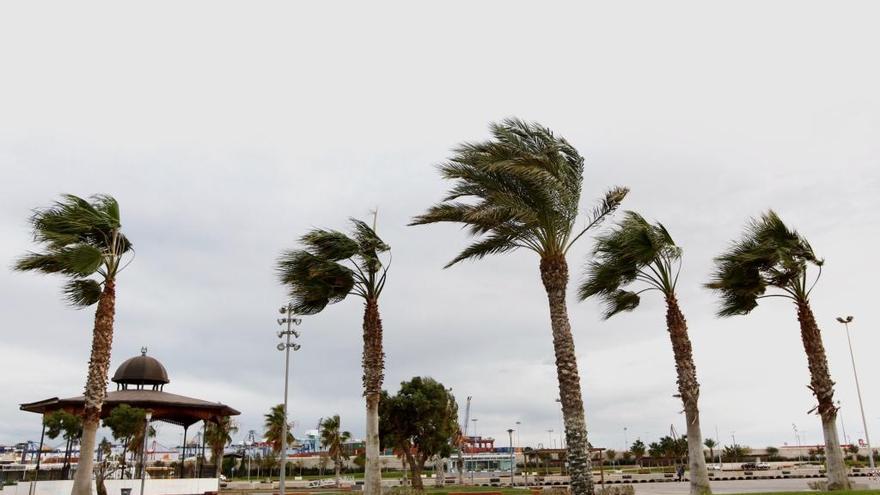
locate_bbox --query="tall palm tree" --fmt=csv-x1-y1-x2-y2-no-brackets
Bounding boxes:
205,417,238,478
578,212,711,495
411,118,628,495
14,194,132,495
277,217,389,495
264,404,295,456
320,415,351,487
707,210,849,490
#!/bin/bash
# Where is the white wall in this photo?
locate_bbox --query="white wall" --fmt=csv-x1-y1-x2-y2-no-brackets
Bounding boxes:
0,479,218,495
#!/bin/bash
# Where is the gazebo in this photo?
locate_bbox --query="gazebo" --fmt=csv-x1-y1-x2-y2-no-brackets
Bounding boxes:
20,348,240,478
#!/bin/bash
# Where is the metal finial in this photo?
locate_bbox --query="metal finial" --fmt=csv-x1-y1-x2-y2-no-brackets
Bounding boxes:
141,346,148,356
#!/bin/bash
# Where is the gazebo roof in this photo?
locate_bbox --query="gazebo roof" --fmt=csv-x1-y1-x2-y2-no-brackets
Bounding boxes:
21,390,239,427
20,350,239,428
112,348,170,387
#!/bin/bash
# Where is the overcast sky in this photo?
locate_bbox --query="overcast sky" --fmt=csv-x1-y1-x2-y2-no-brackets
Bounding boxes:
2,2,879,454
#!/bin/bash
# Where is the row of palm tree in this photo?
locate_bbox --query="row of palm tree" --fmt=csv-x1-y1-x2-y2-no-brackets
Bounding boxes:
14,119,852,495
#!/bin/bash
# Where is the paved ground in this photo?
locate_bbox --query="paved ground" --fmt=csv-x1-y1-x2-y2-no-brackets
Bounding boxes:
630,477,880,494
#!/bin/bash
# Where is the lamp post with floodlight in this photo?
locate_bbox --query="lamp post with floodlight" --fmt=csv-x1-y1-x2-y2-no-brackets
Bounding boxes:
836,315,874,469
277,304,302,495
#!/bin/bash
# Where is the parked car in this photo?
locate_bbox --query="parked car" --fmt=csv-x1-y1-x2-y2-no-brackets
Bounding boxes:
708,464,723,471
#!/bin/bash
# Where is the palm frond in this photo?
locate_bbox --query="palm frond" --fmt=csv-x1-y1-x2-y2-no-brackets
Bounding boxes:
601,290,641,319
276,250,355,315
300,229,360,261
63,279,103,307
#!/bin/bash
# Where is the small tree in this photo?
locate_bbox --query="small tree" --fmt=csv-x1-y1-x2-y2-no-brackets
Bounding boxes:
263,404,294,455
379,377,458,491
103,405,149,479
605,449,617,465
44,410,83,480
320,415,352,487
205,417,238,478
704,438,717,462
630,440,646,467
765,446,779,460
95,438,114,495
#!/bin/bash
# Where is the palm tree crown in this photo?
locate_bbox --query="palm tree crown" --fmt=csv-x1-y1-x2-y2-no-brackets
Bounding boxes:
264,404,294,453
277,218,388,314
14,194,132,306
409,118,628,264
578,211,682,317
706,210,821,316
320,415,351,462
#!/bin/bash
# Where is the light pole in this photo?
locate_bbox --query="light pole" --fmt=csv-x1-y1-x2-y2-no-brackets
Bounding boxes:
277,304,302,495
507,429,515,486
471,419,478,440
793,424,802,463
515,422,522,484
837,400,849,447
836,315,874,470
624,427,628,452
140,411,152,495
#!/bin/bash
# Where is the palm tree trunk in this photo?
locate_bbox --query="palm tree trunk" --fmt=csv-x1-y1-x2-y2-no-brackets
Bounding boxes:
665,296,711,495
539,255,593,495
72,278,117,495
335,458,341,488
362,298,384,495
796,301,849,490
215,451,223,479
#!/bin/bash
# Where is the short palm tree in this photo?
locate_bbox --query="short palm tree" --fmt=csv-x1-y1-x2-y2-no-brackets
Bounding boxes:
411,118,627,495
707,210,849,489
264,404,295,455
277,217,388,495
205,416,238,478
320,415,351,487
14,194,132,495
703,438,717,463
578,211,711,495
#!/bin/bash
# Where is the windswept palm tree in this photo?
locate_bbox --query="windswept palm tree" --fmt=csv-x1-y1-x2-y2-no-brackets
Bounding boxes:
411,118,628,495
578,212,711,495
205,417,238,478
264,404,295,456
14,194,132,495
276,216,389,495
320,415,351,487
707,211,849,490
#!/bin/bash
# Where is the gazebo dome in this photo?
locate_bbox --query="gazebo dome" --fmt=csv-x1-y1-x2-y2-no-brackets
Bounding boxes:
112,348,169,390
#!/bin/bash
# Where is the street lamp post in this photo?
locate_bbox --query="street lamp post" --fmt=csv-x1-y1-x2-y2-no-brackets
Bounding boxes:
507,429,515,487
837,315,874,470
793,424,802,463
140,411,152,495
277,304,303,495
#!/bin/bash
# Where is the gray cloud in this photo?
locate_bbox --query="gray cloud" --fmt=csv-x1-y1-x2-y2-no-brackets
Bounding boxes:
1,1,879,454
